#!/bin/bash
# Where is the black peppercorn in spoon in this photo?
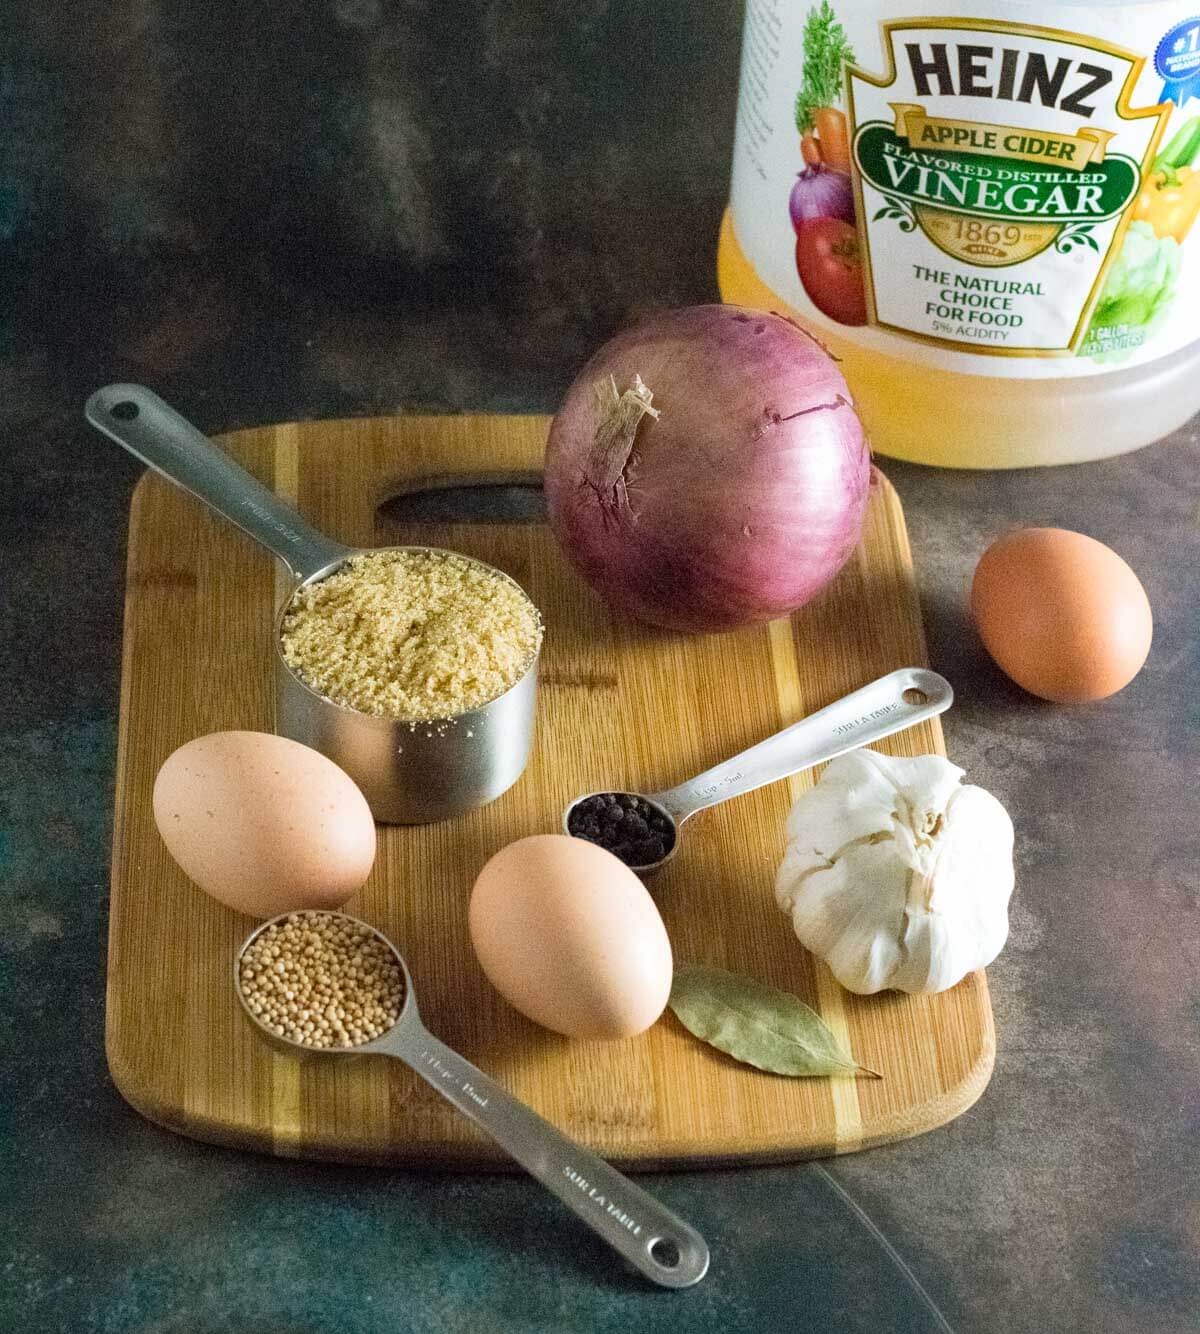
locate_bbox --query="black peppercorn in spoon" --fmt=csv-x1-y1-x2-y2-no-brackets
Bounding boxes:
563,667,953,875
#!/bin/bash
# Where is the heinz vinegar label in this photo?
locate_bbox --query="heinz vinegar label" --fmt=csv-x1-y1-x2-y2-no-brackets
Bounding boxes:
728,1,1200,376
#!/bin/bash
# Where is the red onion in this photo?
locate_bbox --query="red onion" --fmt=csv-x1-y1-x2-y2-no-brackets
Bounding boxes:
544,305,871,633
789,166,855,233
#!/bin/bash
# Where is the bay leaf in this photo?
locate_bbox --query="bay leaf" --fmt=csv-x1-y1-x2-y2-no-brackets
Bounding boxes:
668,964,878,1078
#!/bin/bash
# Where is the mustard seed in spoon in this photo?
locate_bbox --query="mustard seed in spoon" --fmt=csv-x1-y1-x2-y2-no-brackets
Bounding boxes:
238,912,405,1049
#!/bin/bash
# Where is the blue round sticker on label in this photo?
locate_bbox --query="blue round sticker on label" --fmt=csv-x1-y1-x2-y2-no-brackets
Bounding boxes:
1155,17,1200,105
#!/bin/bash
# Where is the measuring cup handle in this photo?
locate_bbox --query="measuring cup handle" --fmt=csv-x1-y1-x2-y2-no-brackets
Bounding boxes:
382,1021,709,1288
85,384,350,581
653,666,953,823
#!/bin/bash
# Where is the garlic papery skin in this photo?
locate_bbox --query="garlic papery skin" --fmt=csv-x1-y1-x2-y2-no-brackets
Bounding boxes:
775,751,1015,995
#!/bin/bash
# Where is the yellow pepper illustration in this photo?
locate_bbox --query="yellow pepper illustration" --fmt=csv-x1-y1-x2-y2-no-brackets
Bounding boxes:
1134,117,1200,243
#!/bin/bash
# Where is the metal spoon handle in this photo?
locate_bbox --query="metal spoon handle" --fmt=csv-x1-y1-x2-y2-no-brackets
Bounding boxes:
381,1020,709,1288
85,383,349,580
652,666,953,824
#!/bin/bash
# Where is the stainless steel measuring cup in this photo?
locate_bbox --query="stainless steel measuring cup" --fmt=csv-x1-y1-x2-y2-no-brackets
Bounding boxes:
234,910,710,1289
86,384,540,824
564,666,953,874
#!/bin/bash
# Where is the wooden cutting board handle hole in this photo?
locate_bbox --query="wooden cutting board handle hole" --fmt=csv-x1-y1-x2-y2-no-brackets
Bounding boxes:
377,470,547,527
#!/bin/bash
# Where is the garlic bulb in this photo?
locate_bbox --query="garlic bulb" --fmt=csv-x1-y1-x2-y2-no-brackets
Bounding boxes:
775,751,1014,995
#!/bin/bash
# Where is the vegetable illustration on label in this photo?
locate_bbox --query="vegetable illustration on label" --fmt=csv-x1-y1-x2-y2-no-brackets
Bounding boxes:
848,20,1173,355
1080,221,1181,359
792,2,865,322
1078,114,1200,358
796,217,869,323
1132,115,1200,240
796,0,856,170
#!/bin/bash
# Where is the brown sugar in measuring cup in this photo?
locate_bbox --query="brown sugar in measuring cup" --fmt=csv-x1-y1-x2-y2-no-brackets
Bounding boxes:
86,384,541,824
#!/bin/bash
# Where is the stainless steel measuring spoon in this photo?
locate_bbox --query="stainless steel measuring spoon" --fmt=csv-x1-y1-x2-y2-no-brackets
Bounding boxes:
85,383,540,824
234,910,709,1289
564,666,953,874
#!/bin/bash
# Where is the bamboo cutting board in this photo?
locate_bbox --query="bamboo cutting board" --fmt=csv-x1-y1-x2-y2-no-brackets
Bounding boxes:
107,413,994,1167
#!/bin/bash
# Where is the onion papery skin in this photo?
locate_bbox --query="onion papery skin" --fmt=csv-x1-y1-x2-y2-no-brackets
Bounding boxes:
544,305,872,633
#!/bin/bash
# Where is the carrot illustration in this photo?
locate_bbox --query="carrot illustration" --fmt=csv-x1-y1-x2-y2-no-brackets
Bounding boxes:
814,107,851,175
794,3,856,175
801,134,823,167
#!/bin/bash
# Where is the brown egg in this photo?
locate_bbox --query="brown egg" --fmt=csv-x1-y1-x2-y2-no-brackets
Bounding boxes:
971,528,1152,703
468,835,673,1039
153,731,377,917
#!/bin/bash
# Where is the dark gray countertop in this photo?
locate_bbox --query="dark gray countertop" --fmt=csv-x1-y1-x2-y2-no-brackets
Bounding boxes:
2,3,1198,1331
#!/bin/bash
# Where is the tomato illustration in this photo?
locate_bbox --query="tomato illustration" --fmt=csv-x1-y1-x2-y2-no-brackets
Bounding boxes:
795,218,867,326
